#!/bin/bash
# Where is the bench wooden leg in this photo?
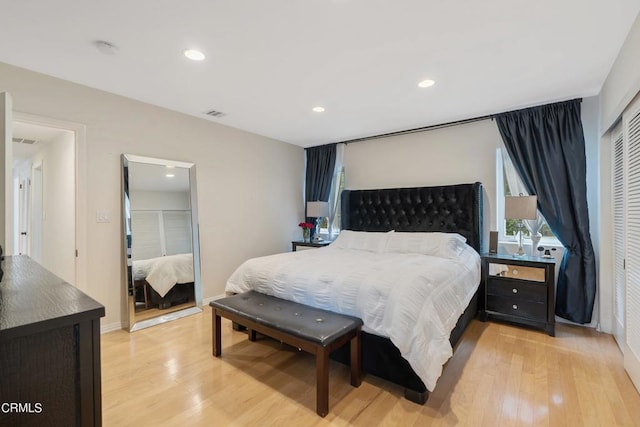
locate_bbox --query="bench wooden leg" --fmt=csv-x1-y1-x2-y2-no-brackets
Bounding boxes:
248,328,257,342
316,347,329,417
213,310,221,357
350,330,362,387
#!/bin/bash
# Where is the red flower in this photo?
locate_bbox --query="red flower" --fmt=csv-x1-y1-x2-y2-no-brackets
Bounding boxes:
298,222,314,229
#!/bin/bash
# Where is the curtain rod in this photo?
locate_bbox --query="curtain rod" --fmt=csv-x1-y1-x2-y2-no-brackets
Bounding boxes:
336,114,495,146
317,97,582,147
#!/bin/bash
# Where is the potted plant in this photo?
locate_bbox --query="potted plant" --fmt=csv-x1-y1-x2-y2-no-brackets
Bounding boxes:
298,222,314,243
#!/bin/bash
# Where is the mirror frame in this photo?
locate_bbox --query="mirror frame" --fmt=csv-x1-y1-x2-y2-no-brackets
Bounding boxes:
121,154,202,332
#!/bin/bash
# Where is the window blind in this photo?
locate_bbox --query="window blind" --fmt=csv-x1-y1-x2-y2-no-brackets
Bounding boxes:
163,211,192,255
131,211,163,260
131,210,192,259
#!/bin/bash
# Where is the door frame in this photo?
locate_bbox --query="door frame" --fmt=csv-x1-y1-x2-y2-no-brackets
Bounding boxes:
1,92,13,255
610,121,625,351
30,160,43,263
13,112,87,291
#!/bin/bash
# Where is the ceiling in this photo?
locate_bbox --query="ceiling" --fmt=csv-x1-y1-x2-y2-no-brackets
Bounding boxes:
12,121,71,164
128,161,190,193
1,1,639,148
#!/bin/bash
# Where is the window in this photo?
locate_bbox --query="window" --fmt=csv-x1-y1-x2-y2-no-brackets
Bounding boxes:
319,166,345,236
130,209,192,259
497,148,559,244
314,143,345,238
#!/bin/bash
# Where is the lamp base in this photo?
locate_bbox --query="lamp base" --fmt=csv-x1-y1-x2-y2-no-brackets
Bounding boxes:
312,217,324,243
513,227,527,258
512,250,527,258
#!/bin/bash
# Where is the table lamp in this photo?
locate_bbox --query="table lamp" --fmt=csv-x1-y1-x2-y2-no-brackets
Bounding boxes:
505,195,538,257
306,201,330,242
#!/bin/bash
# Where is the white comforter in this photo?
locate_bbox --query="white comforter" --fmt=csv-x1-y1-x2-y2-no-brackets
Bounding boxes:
226,244,480,391
132,253,194,298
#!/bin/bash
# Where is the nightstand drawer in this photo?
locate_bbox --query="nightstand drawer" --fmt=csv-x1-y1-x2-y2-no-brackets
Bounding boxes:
487,278,546,302
487,296,547,322
489,263,545,282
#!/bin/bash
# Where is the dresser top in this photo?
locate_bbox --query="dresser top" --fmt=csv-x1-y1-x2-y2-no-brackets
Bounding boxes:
0,256,105,340
482,252,557,265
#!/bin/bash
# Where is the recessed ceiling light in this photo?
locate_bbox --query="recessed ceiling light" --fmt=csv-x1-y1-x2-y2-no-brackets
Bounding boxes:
418,79,435,88
166,173,175,178
184,49,205,61
312,106,325,113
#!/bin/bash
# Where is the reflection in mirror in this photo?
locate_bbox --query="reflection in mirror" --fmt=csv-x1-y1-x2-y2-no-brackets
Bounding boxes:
122,154,202,332
488,263,545,282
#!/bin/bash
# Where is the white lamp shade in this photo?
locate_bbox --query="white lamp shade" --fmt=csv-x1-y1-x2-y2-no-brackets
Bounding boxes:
505,195,538,220
307,201,329,217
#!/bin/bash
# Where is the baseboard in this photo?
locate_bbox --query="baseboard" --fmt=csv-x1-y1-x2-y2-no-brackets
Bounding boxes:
625,343,640,394
555,316,597,329
101,295,226,334
202,293,227,306
101,322,125,334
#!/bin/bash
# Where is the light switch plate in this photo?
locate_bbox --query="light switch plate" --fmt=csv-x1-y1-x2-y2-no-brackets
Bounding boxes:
96,209,110,223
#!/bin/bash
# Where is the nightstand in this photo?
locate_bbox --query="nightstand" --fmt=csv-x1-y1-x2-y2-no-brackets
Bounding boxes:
481,253,556,336
292,240,332,251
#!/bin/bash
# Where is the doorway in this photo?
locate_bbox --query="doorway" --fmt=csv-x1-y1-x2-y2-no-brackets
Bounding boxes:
12,120,76,285
2,94,88,293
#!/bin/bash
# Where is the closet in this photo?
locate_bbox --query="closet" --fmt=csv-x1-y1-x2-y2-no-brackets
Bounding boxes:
613,94,640,390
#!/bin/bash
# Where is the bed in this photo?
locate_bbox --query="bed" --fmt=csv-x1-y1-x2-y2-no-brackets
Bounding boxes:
132,253,195,309
226,182,483,403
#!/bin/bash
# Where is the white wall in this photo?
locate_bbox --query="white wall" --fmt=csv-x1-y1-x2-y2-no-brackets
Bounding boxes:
581,95,601,329
600,12,640,133
130,190,190,211
1,92,12,254
26,131,76,284
0,62,304,331
344,118,504,253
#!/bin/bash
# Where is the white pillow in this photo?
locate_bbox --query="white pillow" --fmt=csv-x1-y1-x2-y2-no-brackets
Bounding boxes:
331,230,392,253
384,232,467,259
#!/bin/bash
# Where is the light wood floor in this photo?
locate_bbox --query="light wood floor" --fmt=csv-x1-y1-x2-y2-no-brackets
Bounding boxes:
102,307,640,426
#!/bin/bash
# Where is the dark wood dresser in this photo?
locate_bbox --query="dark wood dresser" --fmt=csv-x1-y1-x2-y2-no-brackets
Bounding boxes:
0,256,105,426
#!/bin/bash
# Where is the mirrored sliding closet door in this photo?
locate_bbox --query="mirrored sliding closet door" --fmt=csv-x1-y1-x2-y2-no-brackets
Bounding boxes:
121,154,202,332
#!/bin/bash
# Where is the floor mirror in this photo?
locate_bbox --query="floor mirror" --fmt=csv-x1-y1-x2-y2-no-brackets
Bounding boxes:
121,154,202,332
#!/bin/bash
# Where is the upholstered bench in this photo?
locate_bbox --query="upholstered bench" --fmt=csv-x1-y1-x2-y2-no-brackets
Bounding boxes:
210,291,363,417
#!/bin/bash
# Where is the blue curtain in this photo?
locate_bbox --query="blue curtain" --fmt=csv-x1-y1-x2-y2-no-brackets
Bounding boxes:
305,144,336,239
495,99,596,324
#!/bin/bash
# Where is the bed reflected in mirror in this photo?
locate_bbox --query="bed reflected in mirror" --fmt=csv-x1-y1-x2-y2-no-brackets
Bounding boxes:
121,154,202,332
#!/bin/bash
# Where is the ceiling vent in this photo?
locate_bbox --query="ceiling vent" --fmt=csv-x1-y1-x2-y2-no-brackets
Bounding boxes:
204,110,226,118
12,137,37,145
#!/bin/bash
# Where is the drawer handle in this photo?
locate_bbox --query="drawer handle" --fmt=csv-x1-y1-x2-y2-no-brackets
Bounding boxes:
512,269,519,275
512,304,518,310
512,288,518,294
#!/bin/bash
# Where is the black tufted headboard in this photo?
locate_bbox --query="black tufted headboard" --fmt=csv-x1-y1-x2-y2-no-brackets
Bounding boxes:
340,182,483,252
